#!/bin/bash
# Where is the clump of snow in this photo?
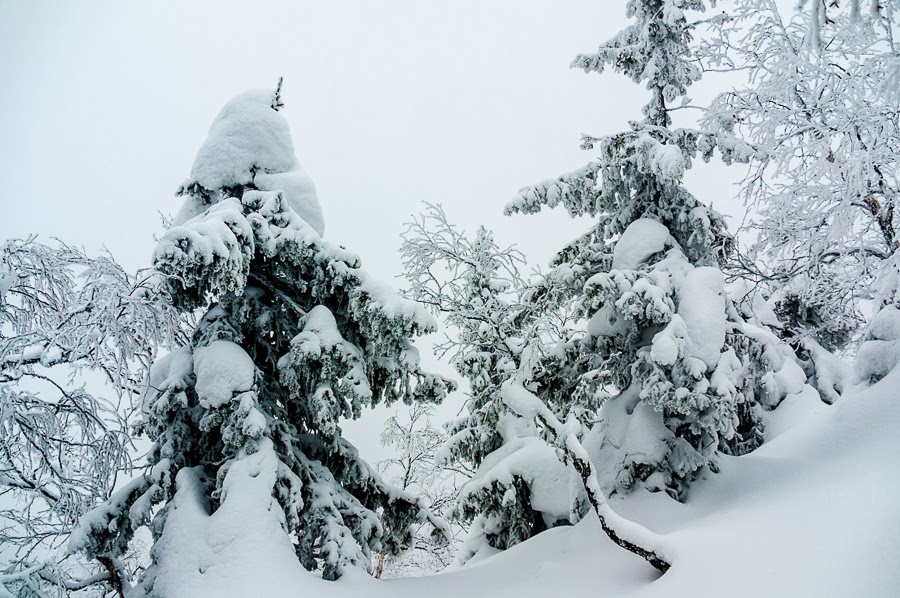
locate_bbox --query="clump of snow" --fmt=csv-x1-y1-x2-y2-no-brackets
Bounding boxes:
586,304,629,338
584,387,672,494
458,437,572,524
865,305,900,341
193,340,255,408
255,161,324,237
641,135,685,182
769,356,807,398
802,338,851,404
355,270,439,335
650,315,688,366
855,305,900,384
293,305,345,354
611,218,674,270
739,322,812,408
143,346,194,415
677,267,726,370
729,279,783,330
854,339,900,385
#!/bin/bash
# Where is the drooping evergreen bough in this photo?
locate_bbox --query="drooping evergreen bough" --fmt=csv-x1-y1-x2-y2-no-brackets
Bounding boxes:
71,87,453,593
506,0,810,501
400,205,572,564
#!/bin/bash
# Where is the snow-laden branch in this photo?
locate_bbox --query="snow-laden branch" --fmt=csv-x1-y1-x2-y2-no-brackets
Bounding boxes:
500,377,671,573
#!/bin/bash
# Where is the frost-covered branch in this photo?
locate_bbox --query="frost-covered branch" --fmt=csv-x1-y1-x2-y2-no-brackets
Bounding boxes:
375,404,468,578
0,237,182,596
703,0,900,358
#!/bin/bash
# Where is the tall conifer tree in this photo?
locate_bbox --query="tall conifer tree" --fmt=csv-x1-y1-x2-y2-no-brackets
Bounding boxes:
506,0,807,500
72,87,452,594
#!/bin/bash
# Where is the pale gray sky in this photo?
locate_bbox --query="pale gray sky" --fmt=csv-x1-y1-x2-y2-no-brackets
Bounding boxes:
0,0,746,461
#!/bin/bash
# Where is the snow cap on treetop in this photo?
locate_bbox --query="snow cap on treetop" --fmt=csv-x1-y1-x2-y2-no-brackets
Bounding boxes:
181,87,326,236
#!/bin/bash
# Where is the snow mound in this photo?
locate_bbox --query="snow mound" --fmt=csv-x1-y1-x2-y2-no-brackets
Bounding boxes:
866,305,900,341
854,339,900,385
134,441,323,598
855,305,900,384
612,218,674,270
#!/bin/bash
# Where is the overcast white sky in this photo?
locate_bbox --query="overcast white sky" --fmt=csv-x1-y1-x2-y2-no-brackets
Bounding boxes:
0,0,748,462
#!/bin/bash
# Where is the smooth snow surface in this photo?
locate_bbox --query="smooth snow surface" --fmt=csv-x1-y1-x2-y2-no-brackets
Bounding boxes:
145,369,900,597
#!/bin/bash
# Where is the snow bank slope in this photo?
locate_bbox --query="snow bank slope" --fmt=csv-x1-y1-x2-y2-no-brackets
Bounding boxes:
381,370,900,598
156,371,898,597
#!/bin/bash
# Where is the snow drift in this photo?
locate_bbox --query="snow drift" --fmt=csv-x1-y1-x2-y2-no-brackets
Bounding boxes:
142,367,899,597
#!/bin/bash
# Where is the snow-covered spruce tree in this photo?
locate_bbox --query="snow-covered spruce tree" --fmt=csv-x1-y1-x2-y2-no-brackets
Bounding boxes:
702,0,899,394
0,238,181,597
505,0,808,502
400,205,573,565
71,87,453,594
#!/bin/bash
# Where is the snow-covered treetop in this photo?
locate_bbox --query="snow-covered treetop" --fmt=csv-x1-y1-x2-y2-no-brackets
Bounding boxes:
505,1,731,266
176,88,325,236
190,89,294,191
572,0,711,126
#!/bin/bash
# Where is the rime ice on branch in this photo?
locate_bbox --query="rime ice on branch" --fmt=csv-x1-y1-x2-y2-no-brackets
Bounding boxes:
0,238,182,597
702,0,899,396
